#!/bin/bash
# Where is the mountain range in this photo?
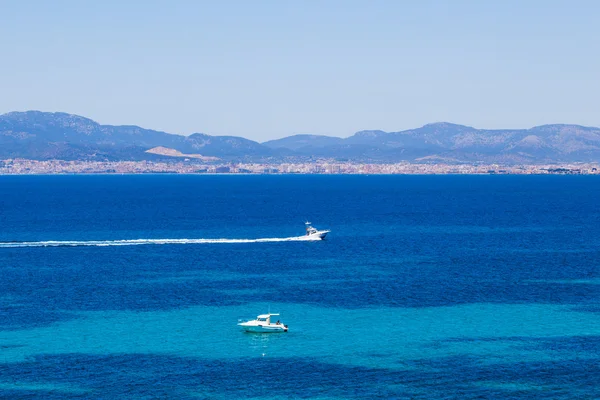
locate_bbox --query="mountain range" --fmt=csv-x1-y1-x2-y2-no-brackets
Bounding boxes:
2,111,600,163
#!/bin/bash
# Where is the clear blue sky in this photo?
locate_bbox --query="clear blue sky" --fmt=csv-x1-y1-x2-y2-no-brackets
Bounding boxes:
1,0,598,141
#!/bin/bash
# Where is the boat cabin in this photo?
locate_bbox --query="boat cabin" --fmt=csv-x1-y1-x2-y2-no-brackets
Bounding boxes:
256,314,270,323
255,313,281,325
305,222,317,236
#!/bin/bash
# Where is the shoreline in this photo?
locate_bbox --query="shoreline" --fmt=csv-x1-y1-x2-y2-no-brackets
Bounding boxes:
1,172,599,176
1,159,599,176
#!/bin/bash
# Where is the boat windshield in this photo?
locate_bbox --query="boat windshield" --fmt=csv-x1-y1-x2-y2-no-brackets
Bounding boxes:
258,317,268,322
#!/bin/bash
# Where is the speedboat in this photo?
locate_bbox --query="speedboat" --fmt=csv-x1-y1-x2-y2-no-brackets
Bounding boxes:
238,313,288,333
305,222,330,240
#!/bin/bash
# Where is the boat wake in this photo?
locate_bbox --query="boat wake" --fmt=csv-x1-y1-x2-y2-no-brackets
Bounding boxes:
0,235,322,248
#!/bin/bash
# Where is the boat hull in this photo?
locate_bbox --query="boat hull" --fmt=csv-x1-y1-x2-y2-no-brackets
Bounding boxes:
238,324,288,333
308,230,329,240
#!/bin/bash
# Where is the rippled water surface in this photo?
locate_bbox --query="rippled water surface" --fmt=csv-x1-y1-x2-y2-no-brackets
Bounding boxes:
1,175,599,399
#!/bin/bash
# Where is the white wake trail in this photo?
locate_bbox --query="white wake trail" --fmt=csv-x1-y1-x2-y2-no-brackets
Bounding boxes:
0,236,322,248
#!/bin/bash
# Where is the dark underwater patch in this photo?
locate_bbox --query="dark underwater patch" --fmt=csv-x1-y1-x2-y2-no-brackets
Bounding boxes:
2,353,600,399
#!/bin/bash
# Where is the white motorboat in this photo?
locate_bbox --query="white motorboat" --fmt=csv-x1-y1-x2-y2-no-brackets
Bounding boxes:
238,313,288,333
305,222,330,240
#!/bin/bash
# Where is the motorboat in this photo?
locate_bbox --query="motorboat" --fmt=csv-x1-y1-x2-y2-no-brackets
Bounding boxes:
305,222,330,240
238,313,288,333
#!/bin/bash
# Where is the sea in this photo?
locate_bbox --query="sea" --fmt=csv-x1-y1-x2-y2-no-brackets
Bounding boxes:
0,174,599,399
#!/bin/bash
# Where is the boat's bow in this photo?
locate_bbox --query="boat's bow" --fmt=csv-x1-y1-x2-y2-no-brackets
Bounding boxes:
314,229,330,239
305,222,330,240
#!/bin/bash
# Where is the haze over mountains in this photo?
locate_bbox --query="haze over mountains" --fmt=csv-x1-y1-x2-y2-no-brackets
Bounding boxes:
1,111,600,164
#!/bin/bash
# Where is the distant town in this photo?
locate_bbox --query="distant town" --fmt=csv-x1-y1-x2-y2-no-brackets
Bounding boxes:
1,159,599,175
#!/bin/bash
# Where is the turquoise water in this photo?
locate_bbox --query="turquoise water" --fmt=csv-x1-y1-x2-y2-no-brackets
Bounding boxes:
3,303,599,364
1,175,600,398
3,303,599,398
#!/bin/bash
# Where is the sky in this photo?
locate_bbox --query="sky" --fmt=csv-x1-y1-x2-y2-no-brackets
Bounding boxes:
1,0,599,141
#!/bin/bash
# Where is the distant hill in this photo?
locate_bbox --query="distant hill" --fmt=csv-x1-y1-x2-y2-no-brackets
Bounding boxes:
0,111,275,161
263,134,345,151
1,111,600,163
182,133,273,157
365,122,600,163
265,122,600,163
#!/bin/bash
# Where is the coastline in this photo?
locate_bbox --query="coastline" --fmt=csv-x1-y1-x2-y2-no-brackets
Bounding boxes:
0,159,599,175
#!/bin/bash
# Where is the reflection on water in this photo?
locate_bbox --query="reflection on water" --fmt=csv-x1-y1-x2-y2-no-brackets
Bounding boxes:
246,332,285,356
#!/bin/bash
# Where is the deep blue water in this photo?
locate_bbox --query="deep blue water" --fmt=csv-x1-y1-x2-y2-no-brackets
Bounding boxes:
1,175,600,399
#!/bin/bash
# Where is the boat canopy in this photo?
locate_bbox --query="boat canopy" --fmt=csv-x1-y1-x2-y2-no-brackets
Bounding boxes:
257,313,279,319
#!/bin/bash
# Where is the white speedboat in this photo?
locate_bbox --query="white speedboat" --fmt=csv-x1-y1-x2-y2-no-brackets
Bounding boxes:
238,313,288,333
305,222,330,240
